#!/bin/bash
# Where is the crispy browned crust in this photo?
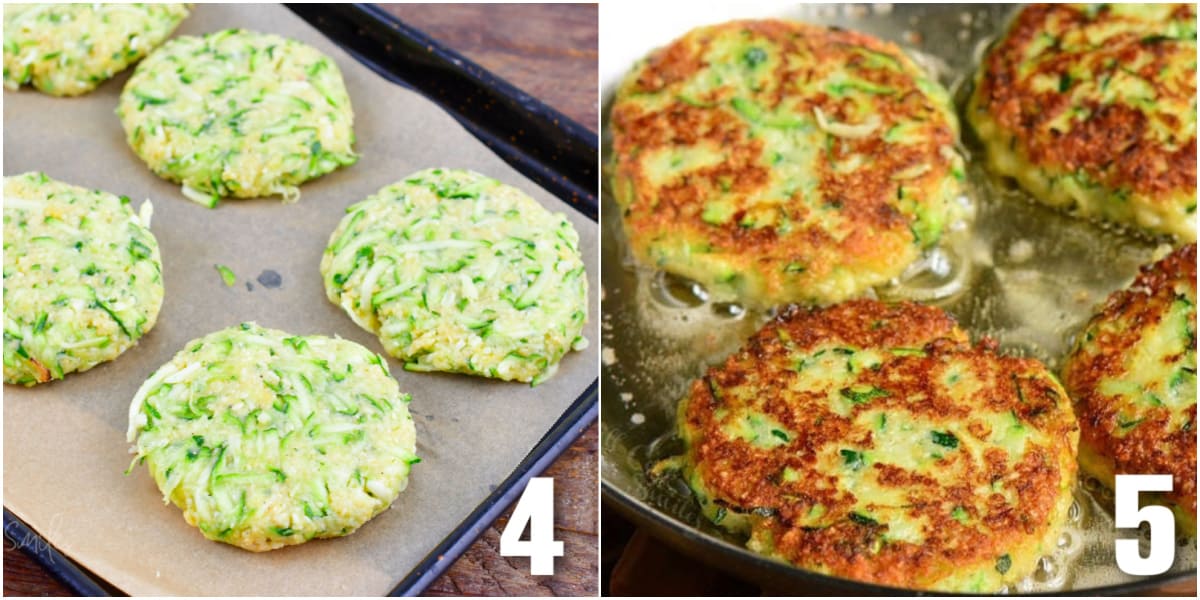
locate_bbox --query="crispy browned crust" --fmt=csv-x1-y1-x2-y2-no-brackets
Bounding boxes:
26,356,50,383
681,300,1079,589
610,20,961,306
973,4,1196,201
1062,244,1197,521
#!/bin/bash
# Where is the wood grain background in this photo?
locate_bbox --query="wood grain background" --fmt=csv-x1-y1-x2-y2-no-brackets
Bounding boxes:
2,3,598,597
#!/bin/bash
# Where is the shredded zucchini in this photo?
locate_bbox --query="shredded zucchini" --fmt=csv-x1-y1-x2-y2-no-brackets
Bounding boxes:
3,3,190,96
320,168,589,384
126,323,418,552
117,28,357,204
3,172,164,385
214,264,236,287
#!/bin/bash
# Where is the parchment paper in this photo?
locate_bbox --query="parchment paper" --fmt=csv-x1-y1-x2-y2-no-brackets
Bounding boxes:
2,4,598,596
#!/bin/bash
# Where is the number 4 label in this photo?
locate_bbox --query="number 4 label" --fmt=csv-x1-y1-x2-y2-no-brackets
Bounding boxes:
1114,474,1175,576
500,477,564,575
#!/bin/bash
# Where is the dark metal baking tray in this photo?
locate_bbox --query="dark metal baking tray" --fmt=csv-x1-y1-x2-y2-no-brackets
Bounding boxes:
4,3,598,596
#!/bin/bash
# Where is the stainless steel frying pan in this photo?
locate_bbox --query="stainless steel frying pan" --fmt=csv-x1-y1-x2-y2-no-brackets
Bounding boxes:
599,3,1197,594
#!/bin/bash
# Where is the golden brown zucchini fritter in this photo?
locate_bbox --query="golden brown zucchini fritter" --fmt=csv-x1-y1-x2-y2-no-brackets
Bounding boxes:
611,20,966,307
679,299,1079,592
969,4,1197,241
1062,243,1197,535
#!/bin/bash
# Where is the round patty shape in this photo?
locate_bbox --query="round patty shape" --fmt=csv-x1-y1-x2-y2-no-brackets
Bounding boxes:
3,3,189,96
321,168,588,384
968,4,1197,241
610,20,966,308
127,323,419,552
3,172,164,386
1062,243,1196,535
678,300,1080,592
117,28,357,207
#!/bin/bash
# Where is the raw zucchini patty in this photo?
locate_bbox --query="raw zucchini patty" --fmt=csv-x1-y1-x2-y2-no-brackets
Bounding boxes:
3,172,163,386
3,3,189,96
127,323,419,552
117,28,357,206
968,4,1197,241
1062,243,1196,535
610,20,966,307
678,300,1080,592
320,168,588,384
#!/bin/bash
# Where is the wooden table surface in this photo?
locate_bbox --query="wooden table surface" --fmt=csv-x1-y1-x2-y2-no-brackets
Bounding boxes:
2,3,599,597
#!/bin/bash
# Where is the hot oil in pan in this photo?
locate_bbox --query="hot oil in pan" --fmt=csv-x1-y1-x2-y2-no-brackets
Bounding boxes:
600,3,1195,592
604,176,1195,592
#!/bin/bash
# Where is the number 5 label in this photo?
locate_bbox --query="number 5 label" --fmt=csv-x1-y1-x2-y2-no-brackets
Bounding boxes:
500,477,565,575
1114,474,1175,576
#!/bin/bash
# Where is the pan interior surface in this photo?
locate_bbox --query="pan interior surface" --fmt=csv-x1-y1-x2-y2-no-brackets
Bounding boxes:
600,3,1197,594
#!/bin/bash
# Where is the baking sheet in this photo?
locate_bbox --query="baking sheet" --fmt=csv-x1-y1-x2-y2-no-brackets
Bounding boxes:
2,3,598,596
599,2,1195,594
